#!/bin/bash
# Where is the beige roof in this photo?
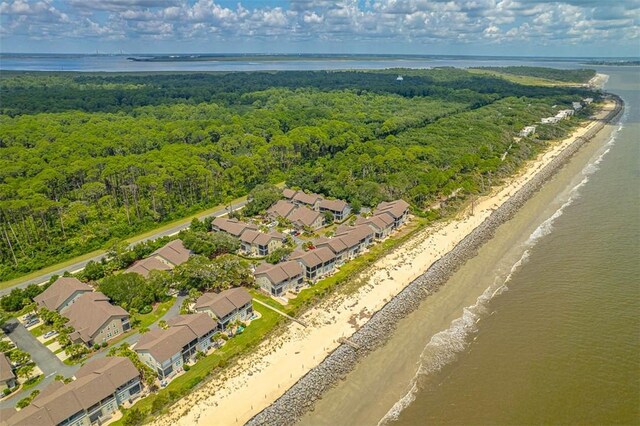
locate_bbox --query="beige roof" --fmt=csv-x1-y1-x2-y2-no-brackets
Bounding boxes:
125,257,172,278
287,206,322,228
212,217,258,237
63,292,128,344
375,199,410,219
5,357,138,426
315,237,348,254
292,191,323,206
267,200,297,218
74,356,138,386
167,314,218,337
240,230,285,246
291,247,336,268
334,225,374,247
0,353,14,383
152,239,190,266
254,261,303,285
33,277,92,312
356,214,394,231
319,198,348,212
135,314,217,364
282,188,297,199
194,287,252,319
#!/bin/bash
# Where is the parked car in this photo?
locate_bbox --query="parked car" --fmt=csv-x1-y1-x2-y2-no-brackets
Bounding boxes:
22,314,36,322
25,318,40,327
43,331,58,339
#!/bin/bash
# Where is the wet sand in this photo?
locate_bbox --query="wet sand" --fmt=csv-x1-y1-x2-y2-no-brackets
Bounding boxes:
153,98,620,426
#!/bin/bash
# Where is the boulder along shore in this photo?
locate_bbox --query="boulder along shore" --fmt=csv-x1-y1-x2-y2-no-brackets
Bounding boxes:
247,95,624,426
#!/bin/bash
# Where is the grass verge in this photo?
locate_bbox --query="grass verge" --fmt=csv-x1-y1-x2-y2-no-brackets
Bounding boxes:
114,302,284,425
21,374,44,392
137,298,176,330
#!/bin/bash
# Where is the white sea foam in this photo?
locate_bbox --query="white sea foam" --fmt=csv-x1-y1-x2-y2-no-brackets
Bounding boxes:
378,123,624,425
527,124,620,244
378,278,510,424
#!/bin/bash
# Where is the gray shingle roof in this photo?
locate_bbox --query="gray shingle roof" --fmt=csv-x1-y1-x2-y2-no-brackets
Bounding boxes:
152,239,190,266
6,357,138,426
135,314,217,364
63,292,128,344
194,288,252,319
33,277,92,312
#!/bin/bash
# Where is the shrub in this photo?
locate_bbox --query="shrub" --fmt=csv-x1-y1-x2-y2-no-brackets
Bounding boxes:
123,408,146,426
3,388,12,396
183,364,191,371
139,305,152,314
101,341,108,348
93,344,100,351
16,398,30,409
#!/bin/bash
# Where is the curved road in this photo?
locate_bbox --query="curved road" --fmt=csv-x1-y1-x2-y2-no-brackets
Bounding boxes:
0,202,247,297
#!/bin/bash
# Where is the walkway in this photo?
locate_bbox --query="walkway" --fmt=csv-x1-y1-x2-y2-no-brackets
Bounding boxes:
253,299,307,327
0,320,78,408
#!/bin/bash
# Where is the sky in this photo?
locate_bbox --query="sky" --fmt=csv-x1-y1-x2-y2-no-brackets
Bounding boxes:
1,0,639,57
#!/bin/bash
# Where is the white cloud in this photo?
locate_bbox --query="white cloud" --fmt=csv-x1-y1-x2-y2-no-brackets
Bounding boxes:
0,0,638,48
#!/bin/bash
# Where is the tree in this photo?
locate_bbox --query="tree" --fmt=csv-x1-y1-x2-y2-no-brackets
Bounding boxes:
8,350,30,366
109,343,157,387
323,210,334,224
83,260,105,281
100,272,163,311
180,230,240,258
65,343,89,360
57,332,72,348
174,254,253,292
265,246,293,264
243,184,282,216
16,364,35,382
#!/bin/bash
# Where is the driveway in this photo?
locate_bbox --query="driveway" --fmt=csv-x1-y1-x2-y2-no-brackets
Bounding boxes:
90,294,186,361
0,202,247,296
0,319,79,408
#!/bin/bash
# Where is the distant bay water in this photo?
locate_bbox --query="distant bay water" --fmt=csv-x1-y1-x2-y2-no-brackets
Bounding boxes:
0,53,619,72
2,53,637,425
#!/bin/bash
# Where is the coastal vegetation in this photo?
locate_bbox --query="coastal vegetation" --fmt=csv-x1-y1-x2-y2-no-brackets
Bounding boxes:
472,66,596,83
0,69,597,282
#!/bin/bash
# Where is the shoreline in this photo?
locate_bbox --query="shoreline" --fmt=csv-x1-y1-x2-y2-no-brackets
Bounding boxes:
152,95,622,426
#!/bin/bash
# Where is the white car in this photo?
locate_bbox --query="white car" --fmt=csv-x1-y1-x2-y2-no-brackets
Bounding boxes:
43,331,58,339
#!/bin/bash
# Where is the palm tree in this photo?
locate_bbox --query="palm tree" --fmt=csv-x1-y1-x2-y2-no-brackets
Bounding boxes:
17,364,34,382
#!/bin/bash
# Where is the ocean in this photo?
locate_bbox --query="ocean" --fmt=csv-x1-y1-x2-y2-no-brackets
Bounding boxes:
2,55,637,425
300,67,640,425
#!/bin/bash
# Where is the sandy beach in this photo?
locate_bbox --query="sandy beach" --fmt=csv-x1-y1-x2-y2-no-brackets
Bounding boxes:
152,96,618,426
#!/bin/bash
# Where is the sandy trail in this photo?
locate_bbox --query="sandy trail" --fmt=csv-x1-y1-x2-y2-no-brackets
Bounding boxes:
152,100,616,426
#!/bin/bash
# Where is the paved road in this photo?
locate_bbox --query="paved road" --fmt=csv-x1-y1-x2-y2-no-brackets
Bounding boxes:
0,319,78,408
0,295,186,408
0,202,247,297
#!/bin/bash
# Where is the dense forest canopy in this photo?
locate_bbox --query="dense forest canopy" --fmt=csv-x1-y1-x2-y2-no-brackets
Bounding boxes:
0,68,597,281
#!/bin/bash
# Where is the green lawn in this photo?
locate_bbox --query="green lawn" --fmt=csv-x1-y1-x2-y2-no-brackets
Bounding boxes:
42,337,57,346
29,324,45,338
137,298,176,330
285,218,426,316
115,302,284,425
115,220,428,425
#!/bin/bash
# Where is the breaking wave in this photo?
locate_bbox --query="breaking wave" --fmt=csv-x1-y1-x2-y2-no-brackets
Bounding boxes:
378,121,622,425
